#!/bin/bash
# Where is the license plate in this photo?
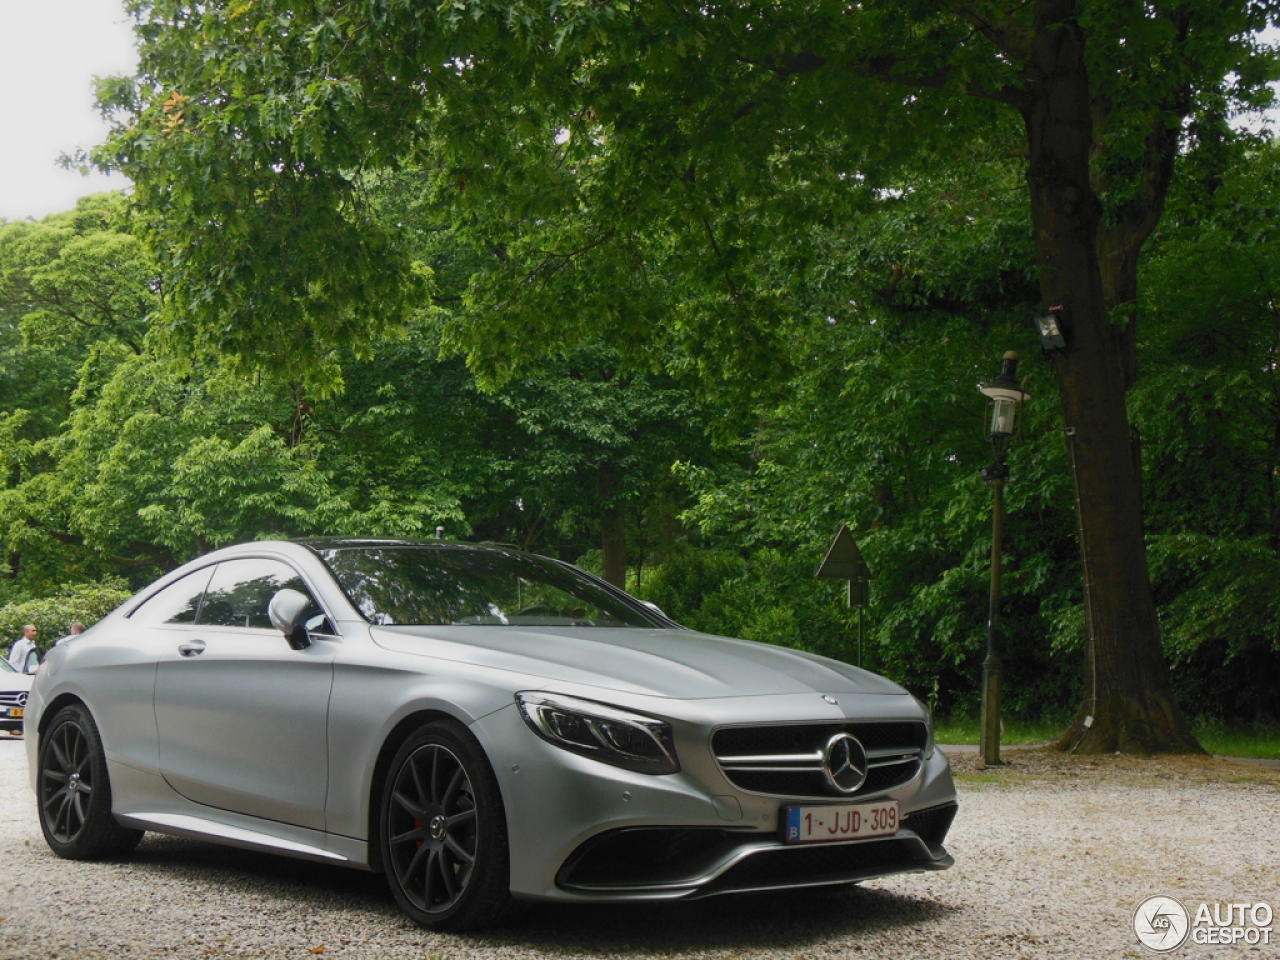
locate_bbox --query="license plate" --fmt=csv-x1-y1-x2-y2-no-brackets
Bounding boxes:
6,708,21,718
782,799,899,843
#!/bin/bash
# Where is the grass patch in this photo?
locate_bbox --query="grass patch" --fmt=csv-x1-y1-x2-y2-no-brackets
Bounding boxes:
1190,718,1280,759
933,714,1067,747
935,714,1280,759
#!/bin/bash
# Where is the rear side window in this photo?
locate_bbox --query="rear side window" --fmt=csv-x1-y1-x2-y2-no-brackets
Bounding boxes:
129,559,329,631
130,567,216,625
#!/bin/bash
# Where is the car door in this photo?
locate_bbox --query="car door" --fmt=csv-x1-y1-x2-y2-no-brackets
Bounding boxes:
154,557,337,831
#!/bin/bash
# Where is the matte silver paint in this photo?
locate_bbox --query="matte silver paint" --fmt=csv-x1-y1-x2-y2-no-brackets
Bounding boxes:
28,540,956,904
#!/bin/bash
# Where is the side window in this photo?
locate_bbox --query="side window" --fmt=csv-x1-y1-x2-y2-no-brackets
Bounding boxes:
198,558,328,631
130,567,216,625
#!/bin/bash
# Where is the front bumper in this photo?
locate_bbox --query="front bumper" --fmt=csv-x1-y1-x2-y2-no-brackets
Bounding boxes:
557,801,957,898
473,700,958,902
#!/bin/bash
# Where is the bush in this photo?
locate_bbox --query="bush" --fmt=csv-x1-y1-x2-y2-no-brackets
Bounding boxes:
0,578,134,655
633,549,749,628
1148,534,1280,723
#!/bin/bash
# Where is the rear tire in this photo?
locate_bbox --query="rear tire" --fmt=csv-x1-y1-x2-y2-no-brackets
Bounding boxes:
38,704,143,859
380,720,512,931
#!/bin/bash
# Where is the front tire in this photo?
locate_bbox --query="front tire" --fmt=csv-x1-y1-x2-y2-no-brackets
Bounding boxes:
380,721,511,931
38,704,143,859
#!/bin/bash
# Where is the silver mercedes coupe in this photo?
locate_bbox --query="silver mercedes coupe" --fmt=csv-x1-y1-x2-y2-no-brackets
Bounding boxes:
26,539,956,930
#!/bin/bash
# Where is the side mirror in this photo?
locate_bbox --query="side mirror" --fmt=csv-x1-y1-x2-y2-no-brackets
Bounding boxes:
269,589,313,651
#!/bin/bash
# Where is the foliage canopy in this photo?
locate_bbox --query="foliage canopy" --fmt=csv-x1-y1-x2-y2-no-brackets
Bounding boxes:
3,3,1279,738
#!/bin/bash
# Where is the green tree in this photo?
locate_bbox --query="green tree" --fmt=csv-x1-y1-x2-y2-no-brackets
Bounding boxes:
96,0,1280,750
492,345,714,584
1135,138,1280,723
38,328,549,577
0,193,152,356
670,228,1082,718
0,195,718,594
0,194,156,590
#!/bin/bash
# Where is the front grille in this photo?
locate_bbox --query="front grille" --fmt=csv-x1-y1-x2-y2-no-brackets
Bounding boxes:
0,691,28,709
712,721,927,799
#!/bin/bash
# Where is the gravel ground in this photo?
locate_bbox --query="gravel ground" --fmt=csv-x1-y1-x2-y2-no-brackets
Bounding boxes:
1,738,1277,960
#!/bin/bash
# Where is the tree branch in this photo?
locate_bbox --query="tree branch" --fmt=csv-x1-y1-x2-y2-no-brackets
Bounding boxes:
740,47,1028,108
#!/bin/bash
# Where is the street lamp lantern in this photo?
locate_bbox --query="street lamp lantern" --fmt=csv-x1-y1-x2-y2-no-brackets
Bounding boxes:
979,351,1030,438
988,397,1019,439
977,351,1028,767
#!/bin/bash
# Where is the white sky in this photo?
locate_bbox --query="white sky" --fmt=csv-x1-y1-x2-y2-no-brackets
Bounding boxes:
0,0,137,222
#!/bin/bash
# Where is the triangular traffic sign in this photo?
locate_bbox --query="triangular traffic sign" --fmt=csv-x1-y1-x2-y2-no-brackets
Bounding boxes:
814,524,872,580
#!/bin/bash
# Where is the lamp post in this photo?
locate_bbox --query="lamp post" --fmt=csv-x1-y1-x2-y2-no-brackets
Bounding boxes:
977,351,1029,766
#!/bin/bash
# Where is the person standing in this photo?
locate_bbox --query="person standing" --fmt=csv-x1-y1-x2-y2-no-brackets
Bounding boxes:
7,623,38,672
55,621,86,646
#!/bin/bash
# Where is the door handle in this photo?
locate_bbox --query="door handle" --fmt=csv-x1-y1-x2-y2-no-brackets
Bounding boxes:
178,640,207,658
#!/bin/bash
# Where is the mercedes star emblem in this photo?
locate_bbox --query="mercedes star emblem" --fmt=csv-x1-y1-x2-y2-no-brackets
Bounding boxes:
822,733,868,794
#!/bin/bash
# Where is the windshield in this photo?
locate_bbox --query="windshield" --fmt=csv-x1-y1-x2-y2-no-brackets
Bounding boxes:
316,545,662,628
0,659,14,673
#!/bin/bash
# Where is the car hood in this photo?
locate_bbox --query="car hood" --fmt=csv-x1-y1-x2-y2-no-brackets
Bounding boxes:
0,669,33,693
369,625,906,700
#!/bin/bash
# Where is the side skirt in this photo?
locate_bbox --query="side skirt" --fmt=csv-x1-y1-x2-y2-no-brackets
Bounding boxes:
117,810,370,868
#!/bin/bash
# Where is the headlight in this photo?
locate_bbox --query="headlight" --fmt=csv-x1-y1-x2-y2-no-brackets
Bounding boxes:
516,692,680,775
912,695,936,760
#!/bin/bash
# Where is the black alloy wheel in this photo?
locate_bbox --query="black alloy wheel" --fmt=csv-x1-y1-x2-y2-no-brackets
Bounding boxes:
38,704,143,859
380,721,511,931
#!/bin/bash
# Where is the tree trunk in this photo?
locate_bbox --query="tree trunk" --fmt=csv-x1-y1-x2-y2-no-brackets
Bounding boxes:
1018,4,1201,754
598,461,628,588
